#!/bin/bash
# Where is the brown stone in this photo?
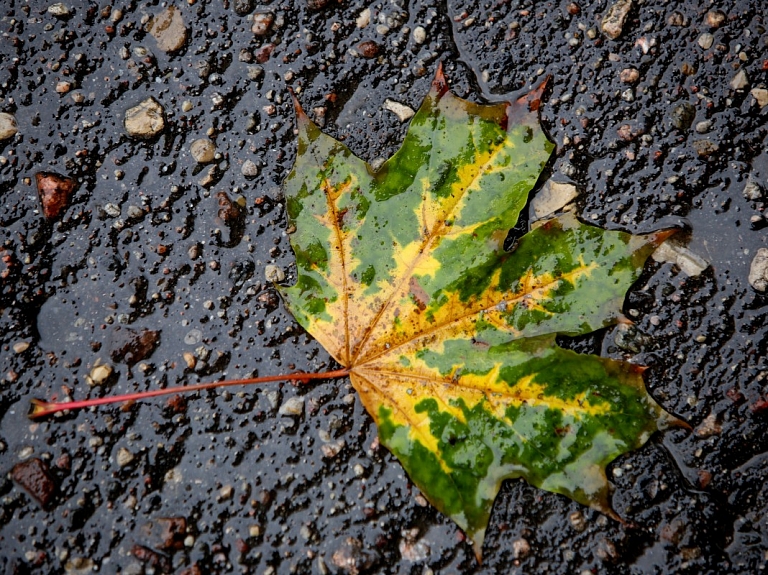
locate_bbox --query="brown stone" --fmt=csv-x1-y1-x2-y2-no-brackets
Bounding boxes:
36,172,76,220
601,0,632,40
131,545,171,573
147,5,188,53
357,40,381,58
251,12,273,35
619,67,640,84
705,10,726,28
108,327,160,364
142,517,188,551
12,458,57,508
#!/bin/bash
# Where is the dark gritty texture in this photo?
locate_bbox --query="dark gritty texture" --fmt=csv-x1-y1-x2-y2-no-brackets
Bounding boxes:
0,0,766,573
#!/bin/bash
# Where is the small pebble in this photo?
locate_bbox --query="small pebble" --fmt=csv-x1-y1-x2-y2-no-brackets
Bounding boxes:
601,0,632,40
730,70,749,91
413,26,426,44
0,112,19,140
748,248,768,291
198,165,219,187
300,524,313,540
279,396,305,416
705,10,726,28
697,33,714,50
36,172,76,220
667,12,685,26
357,40,380,58
570,511,587,532
247,65,264,81
566,2,580,15
652,239,709,276
265,264,285,282
321,440,345,458
125,97,165,139
669,102,695,131
190,138,216,163
13,341,30,354
383,99,415,122
531,180,579,220
238,48,253,62
356,8,370,28
241,159,260,177
512,538,531,559
86,362,113,386
750,88,768,108
251,12,273,35
695,120,712,134
619,68,639,84
693,139,719,157
743,179,763,201
55,81,72,94
696,413,722,437
47,2,71,18
147,5,188,53
116,447,135,468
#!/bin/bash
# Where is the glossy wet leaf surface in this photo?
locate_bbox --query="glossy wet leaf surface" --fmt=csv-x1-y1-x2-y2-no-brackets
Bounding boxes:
281,68,677,557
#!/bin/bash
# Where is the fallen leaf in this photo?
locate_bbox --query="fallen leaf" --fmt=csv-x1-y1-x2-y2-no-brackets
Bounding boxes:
280,65,680,557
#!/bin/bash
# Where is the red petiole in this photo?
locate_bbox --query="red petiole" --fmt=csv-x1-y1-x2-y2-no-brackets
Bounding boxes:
29,368,351,419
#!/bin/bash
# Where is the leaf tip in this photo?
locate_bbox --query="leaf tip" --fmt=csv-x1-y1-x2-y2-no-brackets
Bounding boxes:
473,540,484,565
288,87,310,125
647,227,678,247
430,62,450,99
515,75,550,113
658,410,691,431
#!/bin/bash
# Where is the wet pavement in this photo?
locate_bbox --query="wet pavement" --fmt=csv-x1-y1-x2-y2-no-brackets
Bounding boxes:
1,0,767,573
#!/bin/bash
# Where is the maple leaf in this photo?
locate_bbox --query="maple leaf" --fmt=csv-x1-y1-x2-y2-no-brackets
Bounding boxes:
27,65,682,560
280,65,680,557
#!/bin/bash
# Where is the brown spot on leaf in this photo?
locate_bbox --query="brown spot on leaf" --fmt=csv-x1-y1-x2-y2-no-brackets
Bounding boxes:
408,277,430,311
36,172,76,219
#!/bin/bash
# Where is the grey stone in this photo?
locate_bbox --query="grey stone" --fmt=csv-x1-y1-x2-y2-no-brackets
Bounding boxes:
0,112,18,140
652,239,709,276
279,396,305,416
531,181,579,220
748,248,768,291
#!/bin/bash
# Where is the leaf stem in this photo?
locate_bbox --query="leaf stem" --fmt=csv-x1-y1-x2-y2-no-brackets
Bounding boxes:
29,369,351,419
